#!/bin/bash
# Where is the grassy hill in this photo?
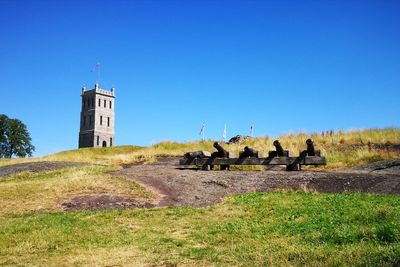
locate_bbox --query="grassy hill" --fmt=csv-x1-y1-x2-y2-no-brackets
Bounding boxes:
0,128,399,266
2,128,400,168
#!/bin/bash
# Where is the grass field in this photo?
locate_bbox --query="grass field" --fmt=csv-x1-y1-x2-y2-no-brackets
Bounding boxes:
0,193,399,266
0,128,399,266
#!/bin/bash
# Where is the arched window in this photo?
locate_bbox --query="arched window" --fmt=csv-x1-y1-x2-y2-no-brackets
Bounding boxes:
97,136,99,146
110,137,113,147
98,98,101,107
83,116,86,127
100,116,103,125
104,99,106,107
109,101,112,109
107,117,110,127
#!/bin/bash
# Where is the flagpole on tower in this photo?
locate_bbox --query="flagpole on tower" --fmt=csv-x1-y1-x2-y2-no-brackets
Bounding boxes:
250,124,254,137
96,62,101,84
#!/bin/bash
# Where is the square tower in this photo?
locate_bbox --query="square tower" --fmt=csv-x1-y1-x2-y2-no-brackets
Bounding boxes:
79,83,115,148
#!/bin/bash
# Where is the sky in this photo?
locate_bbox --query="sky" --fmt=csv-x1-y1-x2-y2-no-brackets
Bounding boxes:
0,0,399,156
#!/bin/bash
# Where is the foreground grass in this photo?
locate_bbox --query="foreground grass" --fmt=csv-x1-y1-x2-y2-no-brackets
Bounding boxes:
0,166,153,214
0,128,399,265
0,192,399,266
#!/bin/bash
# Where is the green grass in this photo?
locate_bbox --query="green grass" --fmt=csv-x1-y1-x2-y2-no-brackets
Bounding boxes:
0,128,399,265
0,192,399,266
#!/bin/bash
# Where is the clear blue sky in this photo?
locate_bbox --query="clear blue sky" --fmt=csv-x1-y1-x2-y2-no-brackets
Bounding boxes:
1,0,399,156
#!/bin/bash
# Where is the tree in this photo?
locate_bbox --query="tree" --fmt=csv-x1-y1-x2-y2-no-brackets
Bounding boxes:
0,114,35,158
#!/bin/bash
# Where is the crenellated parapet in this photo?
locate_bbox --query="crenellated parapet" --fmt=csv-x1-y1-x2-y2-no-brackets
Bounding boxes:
82,83,115,97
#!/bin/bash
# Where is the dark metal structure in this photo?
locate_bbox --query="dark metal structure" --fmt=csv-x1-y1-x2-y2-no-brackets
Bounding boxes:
212,142,228,158
239,146,259,158
210,142,229,170
184,151,210,159
273,140,285,156
306,138,316,156
269,140,290,157
180,139,326,171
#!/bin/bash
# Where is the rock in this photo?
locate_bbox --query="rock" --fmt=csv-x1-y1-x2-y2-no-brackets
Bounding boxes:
343,159,400,174
184,151,211,159
228,135,251,144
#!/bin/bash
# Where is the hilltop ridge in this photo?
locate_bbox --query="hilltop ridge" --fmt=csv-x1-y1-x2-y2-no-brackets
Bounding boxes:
1,128,399,169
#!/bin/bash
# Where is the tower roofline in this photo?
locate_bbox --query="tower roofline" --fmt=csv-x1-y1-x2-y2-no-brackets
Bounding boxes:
81,83,115,97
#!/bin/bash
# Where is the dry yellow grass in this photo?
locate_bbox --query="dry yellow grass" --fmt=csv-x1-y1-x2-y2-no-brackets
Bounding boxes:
13,247,151,267
1,128,399,169
0,166,153,215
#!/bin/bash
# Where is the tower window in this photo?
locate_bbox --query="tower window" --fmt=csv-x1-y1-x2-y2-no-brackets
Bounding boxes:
109,101,112,109
83,100,86,109
98,99,101,107
104,99,106,107
97,136,99,146
83,116,86,127
92,97,95,108
100,116,103,125
86,100,89,109
89,115,92,126
110,137,113,147
107,117,110,127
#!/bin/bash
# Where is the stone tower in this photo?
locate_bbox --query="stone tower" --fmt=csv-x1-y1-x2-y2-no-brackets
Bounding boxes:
79,82,115,148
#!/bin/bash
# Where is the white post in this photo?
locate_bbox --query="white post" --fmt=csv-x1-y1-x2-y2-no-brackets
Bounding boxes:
223,124,227,142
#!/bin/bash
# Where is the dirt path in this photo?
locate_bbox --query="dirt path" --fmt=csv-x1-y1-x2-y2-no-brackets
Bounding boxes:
113,157,400,207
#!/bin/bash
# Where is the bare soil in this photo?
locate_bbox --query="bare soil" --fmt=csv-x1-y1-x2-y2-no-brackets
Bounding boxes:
2,158,399,210
113,157,400,207
61,195,154,211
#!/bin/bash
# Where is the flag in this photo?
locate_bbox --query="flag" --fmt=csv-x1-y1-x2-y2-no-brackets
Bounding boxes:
250,124,254,137
199,123,205,135
223,124,227,141
91,62,101,72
